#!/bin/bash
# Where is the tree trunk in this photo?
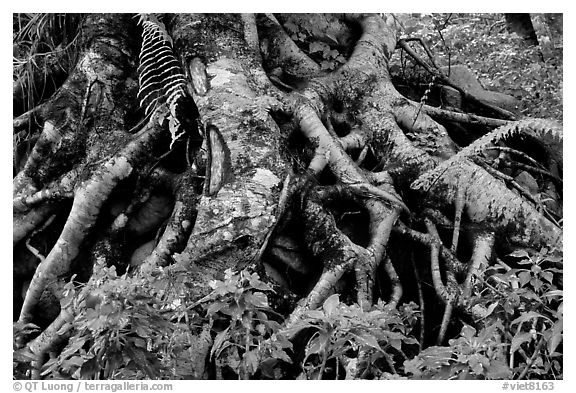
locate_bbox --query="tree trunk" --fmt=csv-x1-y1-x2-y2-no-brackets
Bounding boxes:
504,13,539,46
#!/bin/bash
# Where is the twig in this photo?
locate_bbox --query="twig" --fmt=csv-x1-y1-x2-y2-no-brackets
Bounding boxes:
473,157,539,205
474,157,562,228
451,184,465,253
410,252,425,349
484,146,544,169
500,161,562,186
13,103,46,131
399,37,440,70
422,104,509,128
515,336,547,380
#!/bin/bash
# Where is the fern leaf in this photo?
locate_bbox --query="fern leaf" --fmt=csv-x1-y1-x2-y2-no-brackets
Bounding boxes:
411,119,562,192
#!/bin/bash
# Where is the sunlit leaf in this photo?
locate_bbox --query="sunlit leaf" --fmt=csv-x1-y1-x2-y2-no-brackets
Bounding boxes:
322,294,340,316
211,327,230,360
354,333,382,351
246,292,269,308
511,331,533,352
548,320,562,354
511,311,544,326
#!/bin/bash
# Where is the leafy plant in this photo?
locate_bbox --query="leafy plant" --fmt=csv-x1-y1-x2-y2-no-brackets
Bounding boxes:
39,266,180,379
13,13,82,110
282,15,347,71
405,246,563,380
472,247,563,379
404,323,511,379
285,295,420,379
203,269,292,379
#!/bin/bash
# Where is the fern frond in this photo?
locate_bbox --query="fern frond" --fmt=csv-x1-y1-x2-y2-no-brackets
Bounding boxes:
411,119,562,191
137,14,172,44
137,18,201,149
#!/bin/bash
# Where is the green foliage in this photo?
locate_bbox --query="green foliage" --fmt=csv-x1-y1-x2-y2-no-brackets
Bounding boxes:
436,15,561,121
40,266,179,379
285,295,420,379
195,270,422,380
202,269,292,379
13,13,82,111
405,247,562,380
405,323,511,379
391,13,562,122
282,15,347,71
469,247,563,379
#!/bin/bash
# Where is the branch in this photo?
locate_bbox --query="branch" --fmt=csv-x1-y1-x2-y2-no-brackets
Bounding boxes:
501,161,562,186
13,103,47,132
515,335,547,380
484,145,545,169
421,104,509,128
398,38,517,120
398,37,440,70
451,183,466,252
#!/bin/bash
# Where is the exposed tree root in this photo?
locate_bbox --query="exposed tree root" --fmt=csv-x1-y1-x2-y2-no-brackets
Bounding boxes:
13,169,78,213
14,204,58,246
140,169,200,270
20,118,165,323
13,13,562,379
13,103,48,132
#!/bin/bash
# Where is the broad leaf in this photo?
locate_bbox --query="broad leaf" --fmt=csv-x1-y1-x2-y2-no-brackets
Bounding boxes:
246,292,269,308
322,294,340,316
511,311,543,326
354,332,382,351
548,320,563,354
511,331,533,352
508,250,530,259
211,327,230,360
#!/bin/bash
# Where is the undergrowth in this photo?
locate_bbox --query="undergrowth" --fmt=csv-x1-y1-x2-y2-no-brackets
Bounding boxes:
390,13,562,122
15,245,561,379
